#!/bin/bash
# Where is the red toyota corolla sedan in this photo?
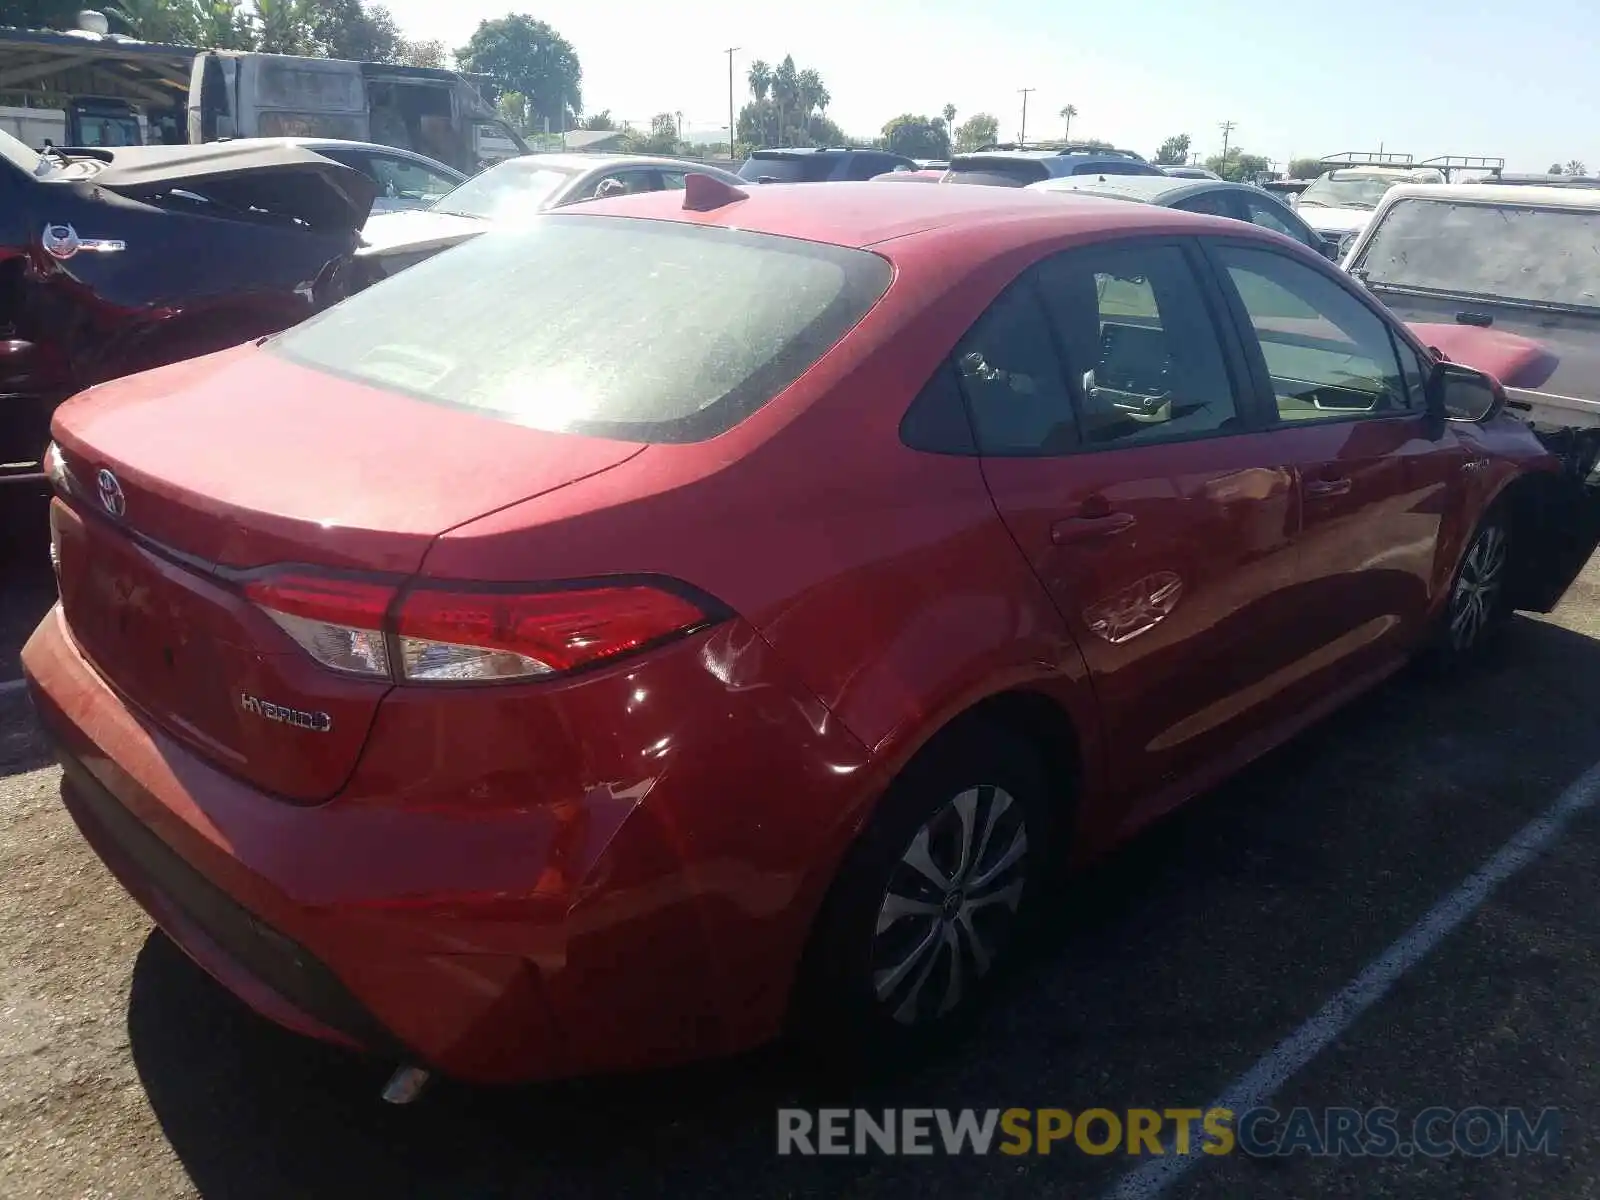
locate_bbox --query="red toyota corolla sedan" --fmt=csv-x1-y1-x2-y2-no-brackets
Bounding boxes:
21,177,1573,1087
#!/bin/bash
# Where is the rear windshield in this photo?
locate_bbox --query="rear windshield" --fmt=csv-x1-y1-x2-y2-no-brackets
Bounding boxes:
272,215,892,442
1354,198,1600,311
738,154,841,183
944,158,1049,187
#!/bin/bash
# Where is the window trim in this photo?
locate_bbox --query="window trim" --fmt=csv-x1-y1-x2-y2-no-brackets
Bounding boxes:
1197,234,1435,431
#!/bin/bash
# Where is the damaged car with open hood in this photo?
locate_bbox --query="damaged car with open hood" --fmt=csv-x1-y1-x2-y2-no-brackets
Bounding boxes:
0,130,376,489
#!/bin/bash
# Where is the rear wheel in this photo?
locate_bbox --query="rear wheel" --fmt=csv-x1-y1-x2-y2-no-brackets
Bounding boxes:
792,721,1057,1058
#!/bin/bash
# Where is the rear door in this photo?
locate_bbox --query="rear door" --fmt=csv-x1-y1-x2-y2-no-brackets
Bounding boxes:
1207,240,1471,683
968,237,1303,806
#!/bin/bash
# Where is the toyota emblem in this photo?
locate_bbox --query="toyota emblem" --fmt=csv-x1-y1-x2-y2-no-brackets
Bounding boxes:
97,469,125,517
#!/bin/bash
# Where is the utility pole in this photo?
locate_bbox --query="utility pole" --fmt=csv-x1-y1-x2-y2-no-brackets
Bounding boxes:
1218,119,1237,164
1018,87,1035,146
725,47,740,158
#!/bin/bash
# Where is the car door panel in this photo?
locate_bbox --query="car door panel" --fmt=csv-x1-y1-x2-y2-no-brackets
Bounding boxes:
1208,241,1470,685
961,242,1302,809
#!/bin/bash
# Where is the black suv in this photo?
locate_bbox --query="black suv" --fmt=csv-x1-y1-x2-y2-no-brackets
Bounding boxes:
737,147,919,183
943,143,1165,188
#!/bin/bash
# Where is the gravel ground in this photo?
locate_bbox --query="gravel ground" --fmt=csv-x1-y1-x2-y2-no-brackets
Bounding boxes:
6,521,1600,1199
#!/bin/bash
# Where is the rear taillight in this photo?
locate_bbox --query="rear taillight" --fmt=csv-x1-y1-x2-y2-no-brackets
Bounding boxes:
245,574,393,678
243,571,718,684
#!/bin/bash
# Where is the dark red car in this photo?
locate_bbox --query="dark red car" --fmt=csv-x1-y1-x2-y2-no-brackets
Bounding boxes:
21,179,1582,1086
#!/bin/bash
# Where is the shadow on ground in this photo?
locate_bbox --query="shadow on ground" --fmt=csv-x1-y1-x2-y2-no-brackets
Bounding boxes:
120,612,1600,1199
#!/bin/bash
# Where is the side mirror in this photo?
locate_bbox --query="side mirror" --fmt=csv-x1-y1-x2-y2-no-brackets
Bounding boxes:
1427,361,1506,423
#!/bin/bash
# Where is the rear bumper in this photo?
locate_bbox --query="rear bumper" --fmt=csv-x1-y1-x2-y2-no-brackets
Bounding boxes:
22,604,876,1084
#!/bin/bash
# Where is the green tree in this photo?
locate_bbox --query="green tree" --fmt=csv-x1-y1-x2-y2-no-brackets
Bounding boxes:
1288,157,1324,178
253,0,317,53
310,0,402,60
942,102,956,131
621,112,681,155
882,113,949,159
736,54,836,149
1154,133,1190,165
746,60,772,102
579,109,616,131
1206,149,1271,182
1549,163,1565,175
456,14,581,131
399,37,446,67
953,112,999,152
1059,104,1077,141
1568,159,1588,176
107,0,201,43
8,1,89,30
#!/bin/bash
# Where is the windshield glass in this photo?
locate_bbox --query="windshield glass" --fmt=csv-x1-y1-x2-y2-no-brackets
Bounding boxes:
272,215,893,443
0,127,41,174
430,160,578,219
1354,197,1600,310
1297,173,1399,209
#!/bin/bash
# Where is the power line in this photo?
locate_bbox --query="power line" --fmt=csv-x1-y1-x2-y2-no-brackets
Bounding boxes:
1018,87,1035,145
1218,119,1238,161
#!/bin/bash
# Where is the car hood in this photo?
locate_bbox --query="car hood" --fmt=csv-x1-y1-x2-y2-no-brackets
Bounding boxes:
357,209,489,257
63,141,378,230
1296,207,1373,235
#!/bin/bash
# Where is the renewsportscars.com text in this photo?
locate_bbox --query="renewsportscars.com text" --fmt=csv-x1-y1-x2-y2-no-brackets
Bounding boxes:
776,1107,1562,1158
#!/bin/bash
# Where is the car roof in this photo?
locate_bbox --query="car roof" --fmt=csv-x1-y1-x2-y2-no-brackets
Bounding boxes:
1029,174,1209,202
514,152,739,174
244,136,461,166
569,178,1268,259
1377,182,1600,209
750,146,883,156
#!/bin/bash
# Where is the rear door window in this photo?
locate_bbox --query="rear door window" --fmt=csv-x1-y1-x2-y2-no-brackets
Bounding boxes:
272,215,892,443
1034,242,1243,447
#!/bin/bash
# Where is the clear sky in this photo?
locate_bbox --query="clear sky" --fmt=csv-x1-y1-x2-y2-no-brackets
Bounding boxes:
383,0,1598,170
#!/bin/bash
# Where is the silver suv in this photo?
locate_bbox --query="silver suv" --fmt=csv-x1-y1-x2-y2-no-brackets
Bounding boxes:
943,143,1165,188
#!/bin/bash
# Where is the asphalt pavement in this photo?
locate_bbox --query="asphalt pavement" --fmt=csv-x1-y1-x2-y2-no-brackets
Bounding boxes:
6,506,1600,1199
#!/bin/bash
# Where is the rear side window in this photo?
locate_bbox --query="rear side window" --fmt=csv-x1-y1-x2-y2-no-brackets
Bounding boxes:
952,278,1077,454
274,216,892,443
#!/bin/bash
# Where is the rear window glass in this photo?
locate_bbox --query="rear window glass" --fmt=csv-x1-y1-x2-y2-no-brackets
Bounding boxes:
273,216,892,443
944,159,1049,187
738,154,840,183
1354,198,1600,311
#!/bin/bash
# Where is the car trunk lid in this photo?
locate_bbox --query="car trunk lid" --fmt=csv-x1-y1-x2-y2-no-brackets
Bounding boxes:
49,344,644,801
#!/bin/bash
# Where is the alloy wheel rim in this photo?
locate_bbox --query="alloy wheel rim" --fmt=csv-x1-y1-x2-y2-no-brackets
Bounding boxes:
870,784,1029,1025
1450,524,1507,650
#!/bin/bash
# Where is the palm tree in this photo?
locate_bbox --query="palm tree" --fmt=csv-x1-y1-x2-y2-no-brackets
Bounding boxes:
943,102,956,131
772,55,799,143
746,60,771,102
796,67,825,137
1568,159,1589,176
1060,104,1077,142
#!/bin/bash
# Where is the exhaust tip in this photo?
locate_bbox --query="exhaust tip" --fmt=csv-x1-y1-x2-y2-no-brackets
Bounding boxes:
381,1065,431,1105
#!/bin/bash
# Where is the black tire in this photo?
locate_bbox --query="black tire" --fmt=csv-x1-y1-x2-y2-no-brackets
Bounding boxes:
790,719,1059,1063
1430,508,1513,669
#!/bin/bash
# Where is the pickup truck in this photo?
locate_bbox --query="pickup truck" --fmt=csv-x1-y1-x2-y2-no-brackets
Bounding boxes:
1344,180,1600,602
1344,182,1600,436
